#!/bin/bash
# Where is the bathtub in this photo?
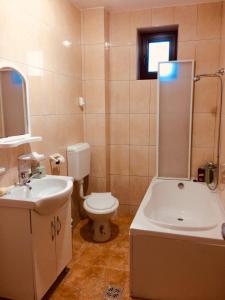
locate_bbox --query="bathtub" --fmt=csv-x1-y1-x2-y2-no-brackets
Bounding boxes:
130,178,225,300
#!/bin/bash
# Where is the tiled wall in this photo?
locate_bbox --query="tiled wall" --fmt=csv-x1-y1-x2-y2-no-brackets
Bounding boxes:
81,8,110,193
219,1,225,208
0,0,83,187
108,2,222,213
0,0,224,216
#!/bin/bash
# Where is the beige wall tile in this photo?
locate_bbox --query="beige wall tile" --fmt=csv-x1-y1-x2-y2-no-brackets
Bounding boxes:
195,39,220,74
194,78,218,113
110,175,130,204
150,80,157,114
178,41,196,60
82,8,105,44
88,176,107,193
152,7,174,26
31,115,59,154
29,70,55,116
222,78,225,115
83,44,105,80
129,9,151,44
86,114,106,145
192,113,216,147
197,2,222,40
59,114,83,146
130,114,149,145
84,80,106,113
149,146,156,177
191,147,214,177
220,39,225,69
110,145,129,175
129,46,137,80
130,145,149,176
54,75,82,114
150,114,157,146
174,5,197,41
221,2,225,38
109,81,130,113
109,46,130,80
129,176,149,205
0,0,83,187
220,116,225,164
109,12,130,46
90,145,106,177
130,80,150,113
110,114,129,145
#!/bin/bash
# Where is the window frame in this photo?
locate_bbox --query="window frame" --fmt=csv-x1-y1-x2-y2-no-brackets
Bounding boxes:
138,29,178,80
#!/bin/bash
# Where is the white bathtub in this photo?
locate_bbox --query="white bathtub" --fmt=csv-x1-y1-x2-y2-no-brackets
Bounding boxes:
130,178,225,300
144,179,221,231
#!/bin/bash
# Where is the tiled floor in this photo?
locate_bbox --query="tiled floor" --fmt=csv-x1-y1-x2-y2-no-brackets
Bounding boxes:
47,215,136,300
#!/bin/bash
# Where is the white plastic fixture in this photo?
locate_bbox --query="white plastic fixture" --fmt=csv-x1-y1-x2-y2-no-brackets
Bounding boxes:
78,96,85,108
67,143,90,180
0,62,42,148
0,167,6,175
0,175,73,215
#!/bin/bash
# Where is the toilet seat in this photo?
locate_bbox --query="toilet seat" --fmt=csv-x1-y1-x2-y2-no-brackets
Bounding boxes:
84,193,119,214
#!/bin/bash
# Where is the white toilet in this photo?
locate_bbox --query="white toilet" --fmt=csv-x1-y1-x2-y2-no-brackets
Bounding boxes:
67,143,119,242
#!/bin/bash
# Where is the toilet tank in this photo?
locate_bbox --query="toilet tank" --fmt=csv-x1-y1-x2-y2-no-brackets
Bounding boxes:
67,143,90,180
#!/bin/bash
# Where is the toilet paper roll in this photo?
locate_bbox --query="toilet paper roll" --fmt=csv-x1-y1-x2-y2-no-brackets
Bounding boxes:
49,153,65,165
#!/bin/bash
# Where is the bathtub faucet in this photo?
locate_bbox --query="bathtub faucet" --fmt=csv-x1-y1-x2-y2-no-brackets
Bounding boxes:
205,162,217,190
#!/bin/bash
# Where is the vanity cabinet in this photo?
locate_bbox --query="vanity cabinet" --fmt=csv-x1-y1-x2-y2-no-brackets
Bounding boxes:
0,199,72,300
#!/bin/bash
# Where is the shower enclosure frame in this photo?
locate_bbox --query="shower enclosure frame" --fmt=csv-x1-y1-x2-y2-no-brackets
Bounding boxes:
156,59,195,180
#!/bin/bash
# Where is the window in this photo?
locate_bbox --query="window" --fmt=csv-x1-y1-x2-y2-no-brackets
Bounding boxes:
138,27,178,79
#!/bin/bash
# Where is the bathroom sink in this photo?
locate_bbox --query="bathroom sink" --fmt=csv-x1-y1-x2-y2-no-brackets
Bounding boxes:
6,176,73,214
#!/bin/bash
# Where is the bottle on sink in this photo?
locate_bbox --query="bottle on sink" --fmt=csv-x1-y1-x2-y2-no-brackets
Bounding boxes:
197,167,205,182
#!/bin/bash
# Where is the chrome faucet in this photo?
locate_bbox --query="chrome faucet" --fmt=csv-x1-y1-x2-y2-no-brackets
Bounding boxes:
19,169,42,188
18,152,45,186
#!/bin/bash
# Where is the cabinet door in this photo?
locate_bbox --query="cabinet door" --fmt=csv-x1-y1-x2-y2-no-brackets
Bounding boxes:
55,200,72,276
31,211,57,300
0,208,34,300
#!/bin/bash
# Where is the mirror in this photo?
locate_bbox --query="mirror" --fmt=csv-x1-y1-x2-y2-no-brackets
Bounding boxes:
0,67,29,138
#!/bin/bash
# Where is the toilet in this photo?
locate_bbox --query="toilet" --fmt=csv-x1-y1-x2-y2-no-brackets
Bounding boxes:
67,143,119,242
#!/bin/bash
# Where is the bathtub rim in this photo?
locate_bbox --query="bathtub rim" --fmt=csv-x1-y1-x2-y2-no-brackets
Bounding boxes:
130,177,225,245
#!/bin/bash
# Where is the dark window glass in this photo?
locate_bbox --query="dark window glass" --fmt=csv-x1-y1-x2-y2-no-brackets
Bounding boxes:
138,28,178,80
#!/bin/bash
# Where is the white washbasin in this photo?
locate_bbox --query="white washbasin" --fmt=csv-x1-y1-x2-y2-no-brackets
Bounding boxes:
6,176,73,214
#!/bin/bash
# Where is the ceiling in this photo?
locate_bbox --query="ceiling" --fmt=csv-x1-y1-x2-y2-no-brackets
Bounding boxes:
71,0,219,11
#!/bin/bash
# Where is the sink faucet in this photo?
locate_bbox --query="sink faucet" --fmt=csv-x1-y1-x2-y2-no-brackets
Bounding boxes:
19,169,42,189
18,152,45,186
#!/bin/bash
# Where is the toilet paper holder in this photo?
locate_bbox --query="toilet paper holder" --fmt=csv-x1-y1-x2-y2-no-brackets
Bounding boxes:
49,153,65,165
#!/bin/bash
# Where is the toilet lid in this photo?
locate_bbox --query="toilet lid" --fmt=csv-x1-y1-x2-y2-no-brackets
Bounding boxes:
86,193,117,211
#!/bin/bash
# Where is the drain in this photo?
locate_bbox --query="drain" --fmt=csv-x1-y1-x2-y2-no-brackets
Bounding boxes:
104,285,123,299
177,218,184,221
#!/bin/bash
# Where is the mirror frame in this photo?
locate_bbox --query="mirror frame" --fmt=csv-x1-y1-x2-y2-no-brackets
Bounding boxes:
0,62,31,142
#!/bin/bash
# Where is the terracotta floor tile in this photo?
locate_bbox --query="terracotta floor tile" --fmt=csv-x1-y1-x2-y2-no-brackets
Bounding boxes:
110,251,129,271
104,268,129,287
48,215,134,299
